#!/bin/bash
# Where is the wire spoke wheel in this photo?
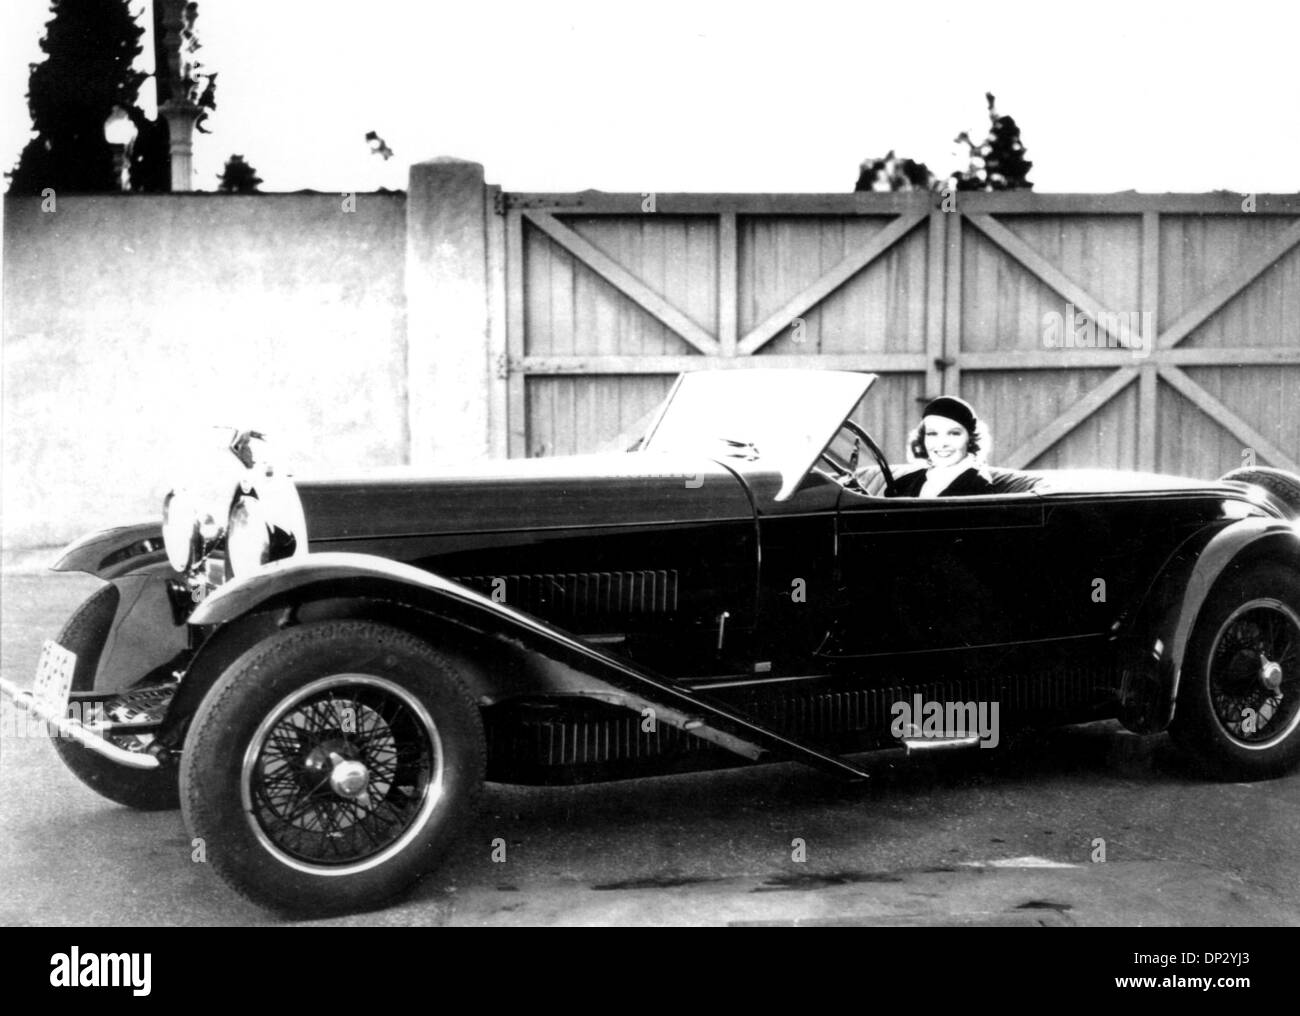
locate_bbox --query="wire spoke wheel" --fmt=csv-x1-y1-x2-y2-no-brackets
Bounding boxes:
181,621,484,914
243,675,443,871
1174,562,1300,778
1206,598,1300,750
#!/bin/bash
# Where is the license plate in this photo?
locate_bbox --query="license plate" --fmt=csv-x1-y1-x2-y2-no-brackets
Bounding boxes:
33,640,77,719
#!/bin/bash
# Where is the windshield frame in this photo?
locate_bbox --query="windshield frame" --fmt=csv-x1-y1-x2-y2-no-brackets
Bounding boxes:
638,369,878,500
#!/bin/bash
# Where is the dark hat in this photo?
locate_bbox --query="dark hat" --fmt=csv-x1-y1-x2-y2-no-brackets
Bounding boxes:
921,395,978,433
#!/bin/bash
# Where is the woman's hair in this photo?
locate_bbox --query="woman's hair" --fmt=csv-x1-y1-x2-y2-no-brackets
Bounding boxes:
907,416,991,464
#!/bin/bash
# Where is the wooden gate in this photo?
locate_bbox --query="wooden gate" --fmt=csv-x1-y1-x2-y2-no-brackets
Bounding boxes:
946,193,1300,476
497,191,1300,476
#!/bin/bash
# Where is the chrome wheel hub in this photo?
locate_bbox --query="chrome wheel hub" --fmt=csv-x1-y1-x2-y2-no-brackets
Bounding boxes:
1259,656,1283,694
328,755,369,799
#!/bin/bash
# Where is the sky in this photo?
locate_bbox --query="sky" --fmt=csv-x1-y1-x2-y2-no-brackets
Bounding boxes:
2,0,1299,195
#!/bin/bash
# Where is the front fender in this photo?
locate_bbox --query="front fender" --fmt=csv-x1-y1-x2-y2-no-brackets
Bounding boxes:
190,552,500,628
53,522,167,579
182,552,874,780
46,525,189,697
1129,516,1300,731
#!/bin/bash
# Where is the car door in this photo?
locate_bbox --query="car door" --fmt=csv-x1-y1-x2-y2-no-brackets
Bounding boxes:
823,490,1048,662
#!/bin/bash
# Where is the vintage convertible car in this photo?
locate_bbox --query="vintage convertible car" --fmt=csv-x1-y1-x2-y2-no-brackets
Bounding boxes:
5,369,1300,914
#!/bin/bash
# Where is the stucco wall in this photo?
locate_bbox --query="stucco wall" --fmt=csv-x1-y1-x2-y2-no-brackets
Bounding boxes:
3,192,407,549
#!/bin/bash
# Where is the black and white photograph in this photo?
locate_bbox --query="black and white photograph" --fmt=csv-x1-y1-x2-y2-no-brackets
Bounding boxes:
1,0,1298,953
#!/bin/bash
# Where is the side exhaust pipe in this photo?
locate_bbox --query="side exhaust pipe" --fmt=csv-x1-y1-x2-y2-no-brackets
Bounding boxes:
901,734,981,754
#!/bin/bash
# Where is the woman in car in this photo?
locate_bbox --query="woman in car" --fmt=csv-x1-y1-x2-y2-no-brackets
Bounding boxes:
889,395,994,497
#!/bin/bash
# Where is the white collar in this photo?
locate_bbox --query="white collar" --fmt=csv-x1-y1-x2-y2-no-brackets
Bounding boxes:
918,454,977,497
926,453,977,480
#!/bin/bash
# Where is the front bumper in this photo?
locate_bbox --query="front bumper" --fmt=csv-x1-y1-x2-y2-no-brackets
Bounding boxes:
0,677,162,770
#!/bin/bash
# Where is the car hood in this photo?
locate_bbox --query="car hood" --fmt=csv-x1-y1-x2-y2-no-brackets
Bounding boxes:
294,452,757,540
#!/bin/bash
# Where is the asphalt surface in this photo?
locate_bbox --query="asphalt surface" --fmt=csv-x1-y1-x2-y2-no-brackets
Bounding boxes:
2,561,1298,927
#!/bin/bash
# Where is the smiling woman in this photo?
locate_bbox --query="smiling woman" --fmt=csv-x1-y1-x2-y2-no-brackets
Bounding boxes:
889,396,994,498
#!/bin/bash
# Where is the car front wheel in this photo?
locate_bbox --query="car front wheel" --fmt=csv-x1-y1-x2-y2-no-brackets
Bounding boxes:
180,620,485,914
1172,563,1300,778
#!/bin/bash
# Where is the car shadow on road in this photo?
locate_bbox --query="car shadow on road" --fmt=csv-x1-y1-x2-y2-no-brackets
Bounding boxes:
479,719,1190,817
411,719,1220,901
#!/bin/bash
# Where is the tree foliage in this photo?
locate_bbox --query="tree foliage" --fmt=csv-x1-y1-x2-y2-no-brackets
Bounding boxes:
7,0,147,194
217,154,262,194
855,92,1033,193
951,92,1034,191
854,151,935,192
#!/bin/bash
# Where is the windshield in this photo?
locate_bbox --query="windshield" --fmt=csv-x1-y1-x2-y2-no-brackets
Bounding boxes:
638,369,876,499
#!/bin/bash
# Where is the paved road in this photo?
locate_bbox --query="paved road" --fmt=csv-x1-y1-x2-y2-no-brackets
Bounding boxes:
2,564,1298,926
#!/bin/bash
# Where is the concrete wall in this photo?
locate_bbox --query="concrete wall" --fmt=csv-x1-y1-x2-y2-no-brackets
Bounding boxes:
3,191,408,549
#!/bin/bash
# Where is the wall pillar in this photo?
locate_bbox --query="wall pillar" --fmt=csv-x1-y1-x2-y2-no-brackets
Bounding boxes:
405,158,493,466
159,103,199,191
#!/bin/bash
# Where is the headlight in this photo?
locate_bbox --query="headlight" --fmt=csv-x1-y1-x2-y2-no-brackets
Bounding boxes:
160,428,307,582
225,471,308,578
162,489,226,572
226,495,270,576
161,490,196,571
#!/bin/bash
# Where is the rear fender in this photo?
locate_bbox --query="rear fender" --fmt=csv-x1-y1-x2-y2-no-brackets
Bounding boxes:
1123,517,1300,731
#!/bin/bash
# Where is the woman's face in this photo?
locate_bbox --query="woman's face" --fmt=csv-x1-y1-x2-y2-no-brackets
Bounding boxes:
922,414,970,465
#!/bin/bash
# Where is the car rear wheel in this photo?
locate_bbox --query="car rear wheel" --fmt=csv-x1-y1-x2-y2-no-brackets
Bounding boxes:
180,620,485,915
1171,563,1300,778
47,584,180,810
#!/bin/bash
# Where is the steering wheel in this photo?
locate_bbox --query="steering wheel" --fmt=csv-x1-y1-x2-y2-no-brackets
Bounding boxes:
818,447,861,489
819,420,896,496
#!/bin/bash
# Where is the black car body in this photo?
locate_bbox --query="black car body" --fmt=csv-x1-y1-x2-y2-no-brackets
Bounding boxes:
6,369,1300,913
